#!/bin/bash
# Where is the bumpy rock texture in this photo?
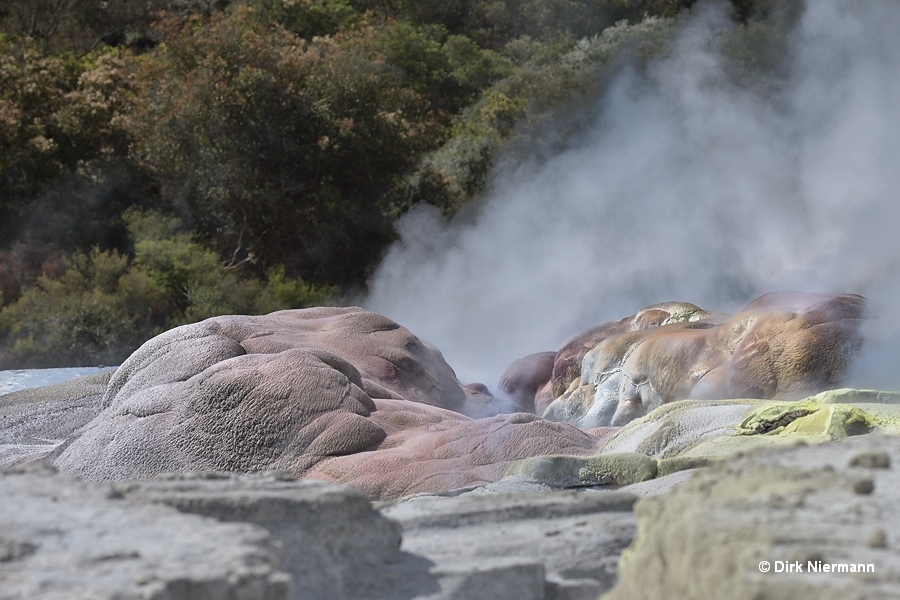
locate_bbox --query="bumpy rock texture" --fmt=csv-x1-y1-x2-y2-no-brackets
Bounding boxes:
539,292,864,427
0,370,111,467
51,307,604,498
605,434,900,600
37,294,866,497
498,351,557,414
306,405,606,499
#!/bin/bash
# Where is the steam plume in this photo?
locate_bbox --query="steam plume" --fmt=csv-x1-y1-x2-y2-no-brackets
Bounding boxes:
366,0,900,389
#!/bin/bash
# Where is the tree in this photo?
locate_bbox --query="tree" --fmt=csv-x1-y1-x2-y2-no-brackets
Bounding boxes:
0,38,146,267
0,0,233,54
127,8,443,285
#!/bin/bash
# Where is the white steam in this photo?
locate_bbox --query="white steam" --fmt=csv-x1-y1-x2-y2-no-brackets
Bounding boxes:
365,0,900,388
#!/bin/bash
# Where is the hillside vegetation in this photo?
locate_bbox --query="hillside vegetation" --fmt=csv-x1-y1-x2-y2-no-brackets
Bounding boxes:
0,0,793,367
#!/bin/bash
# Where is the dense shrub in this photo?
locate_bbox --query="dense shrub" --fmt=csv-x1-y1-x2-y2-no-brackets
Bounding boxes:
375,21,513,115
0,247,159,368
126,9,444,285
247,0,360,37
0,40,124,201
349,0,692,49
0,241,66,308
125,209,335,324
0,210,334,368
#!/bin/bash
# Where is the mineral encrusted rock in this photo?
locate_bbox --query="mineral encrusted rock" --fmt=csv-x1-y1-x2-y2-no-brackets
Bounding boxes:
0,370,111,467
50,307,605,497
503,389,900,491
2,295,898,599
539,292,865,427
604,434,900,600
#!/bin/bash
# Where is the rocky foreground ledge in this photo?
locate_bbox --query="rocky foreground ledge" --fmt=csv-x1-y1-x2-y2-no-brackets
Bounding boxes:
608,434,900,600
3,433,900,599
1,462,640,599
2,292,899,597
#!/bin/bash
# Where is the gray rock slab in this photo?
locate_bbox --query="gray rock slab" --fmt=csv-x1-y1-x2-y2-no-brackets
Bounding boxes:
616,468,698,496
382,490,639,598
118,472,626,600
114,472,441,600
0,464,291,600
0,372,111,467
605,434,900,600
428,559,548,600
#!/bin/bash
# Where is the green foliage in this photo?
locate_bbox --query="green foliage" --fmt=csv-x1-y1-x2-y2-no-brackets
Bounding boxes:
0,39,86,200
719,0,802,95
408,16,675,214
126,9,443,285
124,208,335,325
350,0,692,49
0,0,227,54
444,34,514,91
0,242,66,311
375,21,512,116
375,22,454,105
253,265,338,314
0,209,335,367
247,0,360,37
0,247,162,368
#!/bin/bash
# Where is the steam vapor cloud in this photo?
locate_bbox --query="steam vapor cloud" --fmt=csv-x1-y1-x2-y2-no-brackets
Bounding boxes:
365,0,900,390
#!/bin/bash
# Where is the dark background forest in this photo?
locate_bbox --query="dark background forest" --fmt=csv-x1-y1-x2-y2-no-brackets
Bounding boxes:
0,0,793,367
